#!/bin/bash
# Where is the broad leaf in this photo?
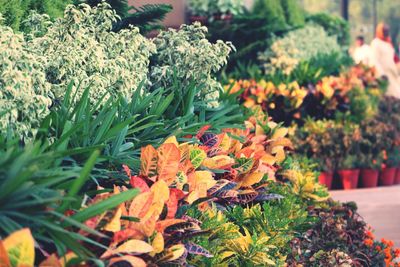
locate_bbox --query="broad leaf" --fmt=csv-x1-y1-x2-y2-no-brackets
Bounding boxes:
140,145,158,180
3,229,34,267
157,143,181,185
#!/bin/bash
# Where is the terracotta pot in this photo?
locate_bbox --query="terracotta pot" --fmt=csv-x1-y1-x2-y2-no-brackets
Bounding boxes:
360,169,379,188
379,167,396,186
318,172,333,189
189,16,208,25
395,168,400,184
337,169,360,190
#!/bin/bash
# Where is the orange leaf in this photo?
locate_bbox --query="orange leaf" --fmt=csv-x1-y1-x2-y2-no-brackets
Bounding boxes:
113,229,144,244
108,256,146,267
240,172,264,187
129,192,154,218
101,240,153,258
0,241,11,267
39,254,62,267
155,219,186,233
157,143,181,185
140,145,158,181
166,191,178,219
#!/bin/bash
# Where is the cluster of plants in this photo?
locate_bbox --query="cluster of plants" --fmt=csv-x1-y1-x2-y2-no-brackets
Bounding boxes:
1,2,399,266
228,64,387,126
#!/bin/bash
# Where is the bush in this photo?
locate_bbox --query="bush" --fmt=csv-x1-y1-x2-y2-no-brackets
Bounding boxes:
151,23,233,108
253,0,287,30
259,24,342,75
0,22,51,139
307,12,351,47
280,0,305,27
0,0,69,31
29,3,155,104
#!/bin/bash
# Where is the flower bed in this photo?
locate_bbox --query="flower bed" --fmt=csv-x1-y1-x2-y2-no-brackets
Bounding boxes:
0,2,399,266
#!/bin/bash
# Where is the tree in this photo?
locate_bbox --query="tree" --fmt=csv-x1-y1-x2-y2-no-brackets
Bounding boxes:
281,0,305,27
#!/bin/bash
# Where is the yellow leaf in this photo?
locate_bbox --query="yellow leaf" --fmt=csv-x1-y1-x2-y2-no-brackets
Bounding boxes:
220,251,235,260
152,232,164,254
107,256,146,267
202,155,235,169
272,128,288,139
167,244,186,261
151,180,170,204
260,154,276,166
241,172,264,187
219,134,232,152
3,228,35,267
255,124,265,136
103,205,122,232
101,239,153,258
163,136,179,147
195,171,216,189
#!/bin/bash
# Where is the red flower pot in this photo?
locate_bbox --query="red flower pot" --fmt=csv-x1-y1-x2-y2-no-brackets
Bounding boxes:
360,169,379,188
337,169,360,190
379,167,396,186
318,172,333,189
395,168,400,184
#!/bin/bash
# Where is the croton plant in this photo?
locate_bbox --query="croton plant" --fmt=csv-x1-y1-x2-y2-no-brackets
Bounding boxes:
0,107,294,266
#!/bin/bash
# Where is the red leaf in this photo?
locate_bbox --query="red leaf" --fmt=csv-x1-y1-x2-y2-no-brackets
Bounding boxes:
130,176,150,193
166,191,178,219
196,124,212,139
170,188,186,200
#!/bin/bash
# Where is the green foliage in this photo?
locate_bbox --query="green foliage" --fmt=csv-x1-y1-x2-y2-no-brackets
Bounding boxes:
0,138,108,259
80,0,172,33
151,23,234,108
306,13,351,47
0,0,69,31
0,21,52,139
280,0,305,27
253,0,287,30
187,0,245,17
259,24,342,75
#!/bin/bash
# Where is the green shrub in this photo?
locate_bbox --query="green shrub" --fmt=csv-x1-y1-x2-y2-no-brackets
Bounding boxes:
151,23,233,108
253,0,287,30
280,0,305,27
0,22,51,139
259,24,341,75
307,13,351,47
0,0,69,31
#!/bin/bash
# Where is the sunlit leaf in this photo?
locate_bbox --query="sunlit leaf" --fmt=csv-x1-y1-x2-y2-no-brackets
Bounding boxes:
157,143,181,185
3,229,34,267
107,255,146,267
240,172,264,187
101,239,153,258
152,232,164,254
189,148,207,169
234,158,254,174
140,145,158,180
0,241,11,267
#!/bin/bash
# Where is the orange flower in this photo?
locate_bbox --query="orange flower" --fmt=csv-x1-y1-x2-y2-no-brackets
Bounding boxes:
366,230,374,239
364,238,374,247
395,248,400,257
376,245,382,252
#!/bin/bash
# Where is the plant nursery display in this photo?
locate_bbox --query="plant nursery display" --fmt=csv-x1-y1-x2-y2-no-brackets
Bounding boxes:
1,1,399,267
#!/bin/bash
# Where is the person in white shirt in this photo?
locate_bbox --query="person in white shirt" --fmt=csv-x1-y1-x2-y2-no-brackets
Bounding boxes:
352,36,371,66
370,23,400,98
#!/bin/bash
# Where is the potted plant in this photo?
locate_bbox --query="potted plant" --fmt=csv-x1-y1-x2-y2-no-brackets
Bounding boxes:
212,0,245,22
337,155,360,190
358,154,381,188
380,149,398,186
317,158,334,190
390,147,400,184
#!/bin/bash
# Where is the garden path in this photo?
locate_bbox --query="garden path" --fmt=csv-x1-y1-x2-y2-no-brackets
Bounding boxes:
331,186,400,247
